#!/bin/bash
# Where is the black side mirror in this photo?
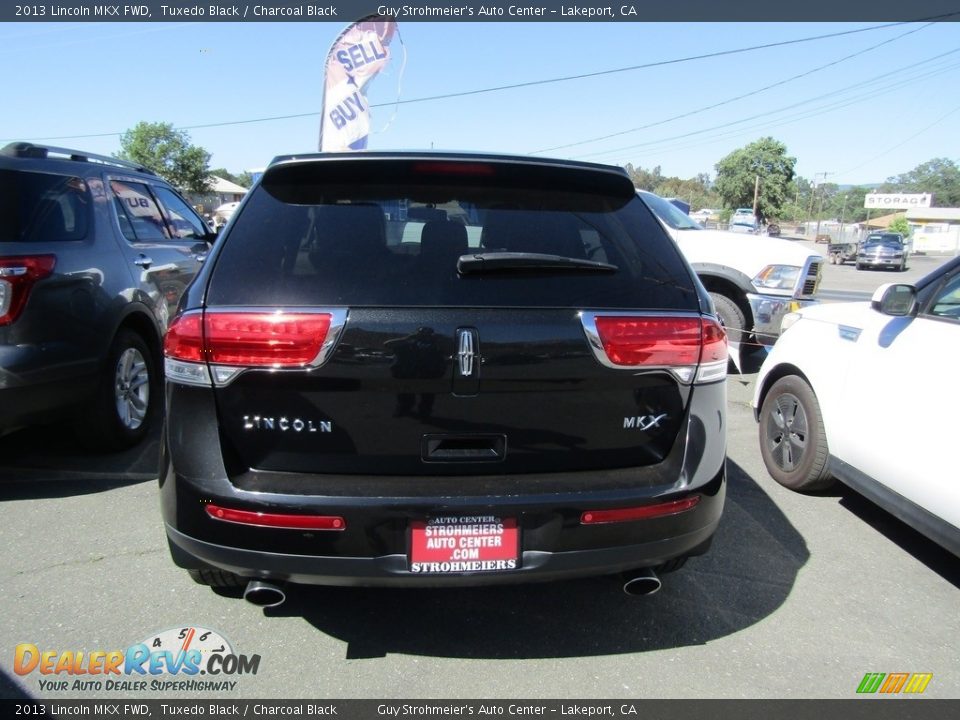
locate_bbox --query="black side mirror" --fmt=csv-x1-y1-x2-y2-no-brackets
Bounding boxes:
871,283,916,317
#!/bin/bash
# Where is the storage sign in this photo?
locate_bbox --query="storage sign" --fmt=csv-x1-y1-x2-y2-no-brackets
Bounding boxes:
864,193,932,209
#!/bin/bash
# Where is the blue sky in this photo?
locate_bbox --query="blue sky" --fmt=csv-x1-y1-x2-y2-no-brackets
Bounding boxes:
2,20,959,185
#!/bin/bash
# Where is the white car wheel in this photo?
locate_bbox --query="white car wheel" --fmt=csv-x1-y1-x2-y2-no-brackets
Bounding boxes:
758,375,833,492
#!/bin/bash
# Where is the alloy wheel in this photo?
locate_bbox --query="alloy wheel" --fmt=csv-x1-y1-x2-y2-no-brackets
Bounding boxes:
114,347,150,430
765,392,808,471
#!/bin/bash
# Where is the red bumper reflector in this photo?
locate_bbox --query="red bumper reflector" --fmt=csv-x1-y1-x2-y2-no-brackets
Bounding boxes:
581,496,701,525
205,504,345,531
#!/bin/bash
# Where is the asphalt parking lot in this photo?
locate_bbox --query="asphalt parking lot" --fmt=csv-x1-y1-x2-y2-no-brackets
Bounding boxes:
1,248,958,700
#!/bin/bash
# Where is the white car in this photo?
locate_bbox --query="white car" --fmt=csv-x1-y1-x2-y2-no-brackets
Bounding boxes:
212,201,241,228
752,256,960,556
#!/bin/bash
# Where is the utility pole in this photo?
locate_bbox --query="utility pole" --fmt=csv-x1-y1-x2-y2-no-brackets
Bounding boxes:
838,193,848,240
812,171,831,238
752,175,760,219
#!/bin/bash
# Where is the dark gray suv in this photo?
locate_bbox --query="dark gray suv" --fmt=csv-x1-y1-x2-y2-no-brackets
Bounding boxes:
0,142,212,448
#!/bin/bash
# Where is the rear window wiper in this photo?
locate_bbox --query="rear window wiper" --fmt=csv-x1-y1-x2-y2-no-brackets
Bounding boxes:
457,252,618,275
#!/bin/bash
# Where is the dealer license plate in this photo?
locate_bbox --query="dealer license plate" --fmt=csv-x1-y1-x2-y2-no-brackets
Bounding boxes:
409,515,519,574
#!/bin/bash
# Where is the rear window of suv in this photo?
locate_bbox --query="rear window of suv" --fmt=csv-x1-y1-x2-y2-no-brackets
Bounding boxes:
207,159,698,310
0,169,91,242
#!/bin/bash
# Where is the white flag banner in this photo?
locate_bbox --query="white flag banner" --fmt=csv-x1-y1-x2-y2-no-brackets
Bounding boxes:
319,17,398,152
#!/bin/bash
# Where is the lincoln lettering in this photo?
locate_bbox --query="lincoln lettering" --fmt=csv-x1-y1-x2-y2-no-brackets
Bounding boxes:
243,416,332,433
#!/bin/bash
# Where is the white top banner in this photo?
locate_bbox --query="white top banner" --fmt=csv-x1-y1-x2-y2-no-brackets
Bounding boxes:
864,193,932,210
319,18,397,152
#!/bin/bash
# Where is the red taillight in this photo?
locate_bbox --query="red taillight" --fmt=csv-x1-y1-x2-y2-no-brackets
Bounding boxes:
205,504,345,531
204,312,331,366
164,311,332,367
581,496,701,525
700,318,728,364
164,312,204,362
0,255,56,326
590,315,727,370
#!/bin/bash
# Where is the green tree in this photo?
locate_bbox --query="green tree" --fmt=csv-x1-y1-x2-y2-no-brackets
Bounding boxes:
653,175,721,212
888,215,911,237
117,122,211,194
883,158,960,207
208,169,254,190
624,163,663,192
714,137,796,222
827,186,872,224
209,167,239,184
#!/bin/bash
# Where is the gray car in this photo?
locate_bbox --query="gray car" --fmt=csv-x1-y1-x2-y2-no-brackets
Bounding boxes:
856,233,907,272
0,143,212,448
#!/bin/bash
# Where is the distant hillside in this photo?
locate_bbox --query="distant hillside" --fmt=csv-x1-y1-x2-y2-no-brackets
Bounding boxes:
838,183,883,191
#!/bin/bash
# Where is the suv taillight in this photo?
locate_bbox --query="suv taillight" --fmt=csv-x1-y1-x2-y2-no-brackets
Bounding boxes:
582,313,727,384
164,309,345,386
0,255,56,326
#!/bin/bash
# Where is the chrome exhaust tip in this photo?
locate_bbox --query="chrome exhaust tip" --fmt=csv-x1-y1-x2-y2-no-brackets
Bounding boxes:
622,568,662,597
243,580,287,608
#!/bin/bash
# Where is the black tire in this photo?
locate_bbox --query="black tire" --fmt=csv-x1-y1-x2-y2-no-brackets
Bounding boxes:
709,292,747,344
188,568,245,588
758,375,833,492
855,263,864,271
75,329,156,450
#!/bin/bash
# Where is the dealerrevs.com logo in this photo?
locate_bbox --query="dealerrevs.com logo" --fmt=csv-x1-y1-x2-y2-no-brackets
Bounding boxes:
14,626,260,693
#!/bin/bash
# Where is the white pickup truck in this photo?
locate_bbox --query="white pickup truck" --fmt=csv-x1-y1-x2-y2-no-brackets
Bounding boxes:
638,191,824,345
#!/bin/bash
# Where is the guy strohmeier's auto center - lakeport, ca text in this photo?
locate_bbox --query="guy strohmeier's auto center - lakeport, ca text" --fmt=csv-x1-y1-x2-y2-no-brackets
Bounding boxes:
26,4,642,19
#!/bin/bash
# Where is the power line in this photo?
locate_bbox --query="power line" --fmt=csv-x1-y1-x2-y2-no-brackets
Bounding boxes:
4,17,957,144
530,22,936,155
593,57,960,161
571,49,960,161
833,103,960,179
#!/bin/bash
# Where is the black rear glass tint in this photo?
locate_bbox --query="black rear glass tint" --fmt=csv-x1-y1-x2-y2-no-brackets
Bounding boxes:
0,169,91,243
207,168,697,309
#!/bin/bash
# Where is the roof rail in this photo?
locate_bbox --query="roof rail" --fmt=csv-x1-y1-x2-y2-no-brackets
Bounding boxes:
1,142,156,175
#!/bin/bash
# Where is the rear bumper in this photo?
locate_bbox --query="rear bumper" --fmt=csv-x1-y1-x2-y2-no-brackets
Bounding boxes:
165,492,721,588
160,379,727,587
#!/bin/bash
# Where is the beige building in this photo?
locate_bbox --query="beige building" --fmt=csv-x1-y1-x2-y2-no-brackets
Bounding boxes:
906,208,960,253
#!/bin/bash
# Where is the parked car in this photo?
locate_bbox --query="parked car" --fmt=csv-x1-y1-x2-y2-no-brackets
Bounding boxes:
212,200,241,229
0,142,211,447
766,223,781,238
856,232,908,272
752,256,960,556
729,217,759,234
637,191,823,347
161,152,728,602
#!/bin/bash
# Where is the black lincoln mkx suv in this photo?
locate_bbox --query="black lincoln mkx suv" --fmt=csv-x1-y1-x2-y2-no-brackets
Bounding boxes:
160,152,727,605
